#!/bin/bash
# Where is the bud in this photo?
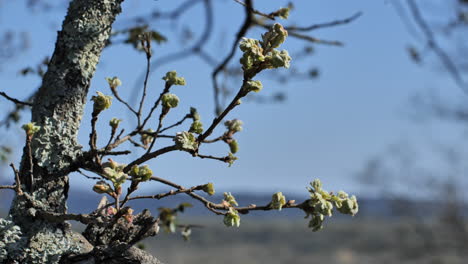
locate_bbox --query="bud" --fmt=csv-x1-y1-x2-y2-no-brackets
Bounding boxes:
202,183,215,196
267,49,291,69
91,92,112,112
190,107,200,121
93,181,112,194
242,80,263,93
189,120,204,134
105,76,122,89
308,213,324,232
129,164,153,182
226,152,238,167
336,195,359,216
277,7,290,19
173,131,198,151
141,129,154,146
228,140,239,154
262,23,288,50
22,122,40,137
109,118,122,130
162,71,186,86
224,119,243,133
138,165,153,181
311,179,322,191
223,192,238,207
270,192,286,211
161,93,180,109
223,208,241,227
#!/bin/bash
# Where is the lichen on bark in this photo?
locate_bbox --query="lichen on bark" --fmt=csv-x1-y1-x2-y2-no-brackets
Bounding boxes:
2,0,141,263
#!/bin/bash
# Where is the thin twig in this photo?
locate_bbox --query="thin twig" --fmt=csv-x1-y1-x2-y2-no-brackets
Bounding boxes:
407,0,468,93
10,163,23,195
212,0,253,114
0,91,33,106
159,114,190,133
285,12,362,32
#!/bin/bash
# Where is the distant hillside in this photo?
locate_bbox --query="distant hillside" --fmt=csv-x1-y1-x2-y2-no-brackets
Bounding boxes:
0,187,447,219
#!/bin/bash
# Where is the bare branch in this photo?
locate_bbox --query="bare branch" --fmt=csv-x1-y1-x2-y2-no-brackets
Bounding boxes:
0,91,33,106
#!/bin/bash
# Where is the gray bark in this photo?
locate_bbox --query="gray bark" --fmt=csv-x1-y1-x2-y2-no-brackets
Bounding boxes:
1,0,163,263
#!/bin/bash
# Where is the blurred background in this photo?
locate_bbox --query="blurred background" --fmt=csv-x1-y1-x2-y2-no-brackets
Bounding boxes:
1,0,468,263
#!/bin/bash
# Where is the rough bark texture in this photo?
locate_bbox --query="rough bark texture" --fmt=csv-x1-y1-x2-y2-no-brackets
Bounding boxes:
0,0,163,263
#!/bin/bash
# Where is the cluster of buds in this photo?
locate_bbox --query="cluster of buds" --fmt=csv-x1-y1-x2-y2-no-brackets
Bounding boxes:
270,192,287,211
223,207,241,228
105,76,122,90
91,92,112,113
305,179,359,231
223,192,238,207
22,122,40,138
129,164,153,182
173,131,198,151
189,120,203,134
109,117,122,131
226,152,238,167
161,93,180,109
224,119,243,133
239,23,291,78
162,71,186,86
102,159,127,191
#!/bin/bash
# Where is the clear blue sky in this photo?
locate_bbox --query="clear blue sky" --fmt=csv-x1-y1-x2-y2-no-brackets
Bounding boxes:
0,0,465,197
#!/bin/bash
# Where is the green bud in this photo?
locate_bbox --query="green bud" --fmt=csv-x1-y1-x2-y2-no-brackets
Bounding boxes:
161,93,180,109
190,107,201,121
229,140,239,154
242,80,263,93
105,76,122,89
311,179,322,191
202,183,215,196
223,192,238,206
267,49,291,69
139,165,153,181
226,152,238,167
174,131,198,151
277,7,290,19
223,208,241,227
189,120,204,134
336,195,359,216
22,122,40,137
91,92,112,112
239,38,265,71
270,192,287,211
109,118,122,130
162,71,186,86
129,165,153,182
102,158,125,171
92,181,112,194
224,119,243,133
308,213,324,232
262,23,288,50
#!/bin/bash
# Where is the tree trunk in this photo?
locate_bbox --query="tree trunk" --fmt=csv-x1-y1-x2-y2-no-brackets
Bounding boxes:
1,0,162,263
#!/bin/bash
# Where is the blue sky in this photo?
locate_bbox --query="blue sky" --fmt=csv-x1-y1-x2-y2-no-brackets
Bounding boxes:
0,0,466,198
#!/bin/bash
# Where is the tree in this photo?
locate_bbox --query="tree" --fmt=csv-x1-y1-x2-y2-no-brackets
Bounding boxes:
0,1,359,263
